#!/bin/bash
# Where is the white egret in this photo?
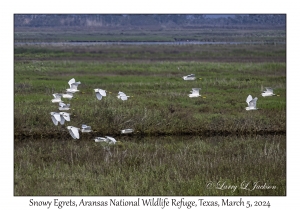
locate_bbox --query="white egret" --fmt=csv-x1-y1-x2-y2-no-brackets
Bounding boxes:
81,124,92,133
182,74,196,80
66,78,81,93
58,102,70,111
94,88,107,100
261,87,276,97
67,126,80,139
121,129,134,134
51,93,63,103
59,112,70,125
105,136,117,144
188,88,201,98
62,91,74,99
245,95,258,110
50,112,61,125
117,91,130,101
94,137,107,143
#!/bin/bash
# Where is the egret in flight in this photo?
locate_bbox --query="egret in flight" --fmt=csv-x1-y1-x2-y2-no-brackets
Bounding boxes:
182,74,196,80
81,124,92,133
94,137,107,143
245,95,258,110
188,88,201,98
94,88,107,100
51,93,63,103
117,91,131,101
121,129,134,134
105,136,117,144
67,126,80,139
58,102,70,111
261,87,276,97
66,78,81,93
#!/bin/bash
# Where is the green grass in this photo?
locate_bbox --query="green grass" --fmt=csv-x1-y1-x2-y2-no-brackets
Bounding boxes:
14,38,286,196
14,135,286,196
14,59,286,137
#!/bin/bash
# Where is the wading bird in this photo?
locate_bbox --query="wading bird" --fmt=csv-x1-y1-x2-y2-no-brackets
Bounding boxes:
188,88,201,98
182,74,196,80
94,137,107,143
58,102,70,111
121,129,134,134
66,78,81,93
245,95,258,110
67,126,80,139
261,87,276,97
94,88,107,100
59,112,70,125
117,91,130,101
81,124,92,133
62,91,74,99
50,112,62,125
51,93,63,103
105,136,117,144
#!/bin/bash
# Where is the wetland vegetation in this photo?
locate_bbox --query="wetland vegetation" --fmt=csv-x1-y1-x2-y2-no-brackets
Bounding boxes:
14,19,286,196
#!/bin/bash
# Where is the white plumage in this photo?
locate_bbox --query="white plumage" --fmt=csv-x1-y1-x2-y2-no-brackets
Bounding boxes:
182,74,196,80
117,91,130,101
94,137,107,143
81,124,92,132
62,91,74,99
261,87,275,97
58,102,70,111
121,129,134,134
67,126,80,139
245,95,258,110
188,88,201,97
94,88,107,100
50,112,61,125
51,93,63,103
105,136,117,144
50,112,70,125
66,78,81,93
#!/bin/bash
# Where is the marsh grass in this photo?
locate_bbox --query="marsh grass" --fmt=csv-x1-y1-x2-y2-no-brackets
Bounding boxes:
14,58,286,137
14,41,286,196
14,135,286,196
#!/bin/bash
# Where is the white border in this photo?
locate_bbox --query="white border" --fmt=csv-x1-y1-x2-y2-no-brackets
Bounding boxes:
3,1,298,209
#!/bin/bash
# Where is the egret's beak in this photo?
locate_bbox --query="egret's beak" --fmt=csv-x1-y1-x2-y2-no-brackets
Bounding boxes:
277,95,280,96
199,78,202,80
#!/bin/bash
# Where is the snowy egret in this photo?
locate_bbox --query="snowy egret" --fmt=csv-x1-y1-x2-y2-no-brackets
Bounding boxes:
188,88,201,98
105,136,117,144
117,91,130,101
50,112,61,125
51,93,63,103
59,112,70,125
81,124,92,132
182,74,196,80
261,87,276,97
94,137,107,143
66,78,81,93
62,91,74,99
121,129,134,134
67,126,80,139
58,102,70,111
94,88,107,100
245,95,258,110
